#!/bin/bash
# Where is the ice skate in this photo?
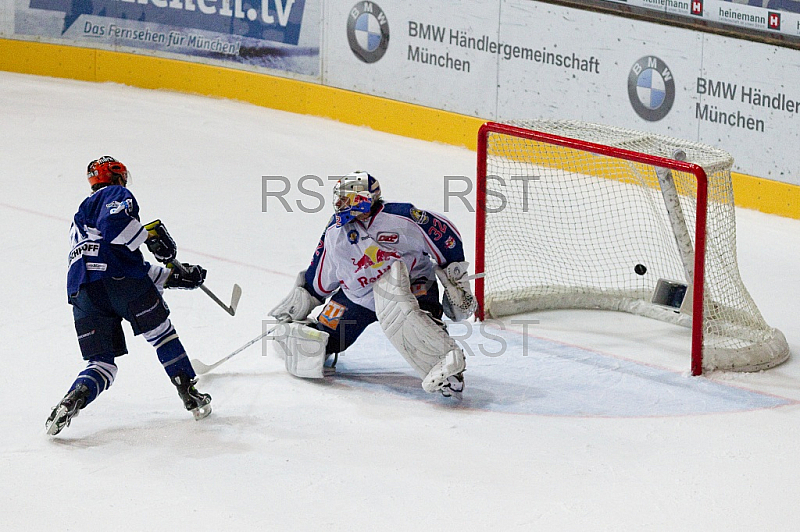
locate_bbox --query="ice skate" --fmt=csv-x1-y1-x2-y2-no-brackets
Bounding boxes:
440,372,465,398
422,348,466,396
45,384,90,436
171,374,212,420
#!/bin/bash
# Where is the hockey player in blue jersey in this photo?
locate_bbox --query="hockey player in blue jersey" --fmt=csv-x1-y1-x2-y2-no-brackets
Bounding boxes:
269,171,477,397
46,156,212,436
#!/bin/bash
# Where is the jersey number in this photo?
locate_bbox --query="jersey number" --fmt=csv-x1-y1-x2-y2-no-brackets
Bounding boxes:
427,218,447,241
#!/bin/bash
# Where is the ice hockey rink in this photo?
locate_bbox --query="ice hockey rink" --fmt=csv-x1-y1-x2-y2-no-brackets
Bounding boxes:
3,70,800,530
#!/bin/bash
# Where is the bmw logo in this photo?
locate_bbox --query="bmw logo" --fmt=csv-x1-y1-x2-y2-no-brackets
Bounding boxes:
347,2,390,63
627,56,675,122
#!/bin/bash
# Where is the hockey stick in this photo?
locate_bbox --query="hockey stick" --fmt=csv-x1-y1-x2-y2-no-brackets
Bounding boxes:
172,261,242,316
191,323,283,375
145,220,242,316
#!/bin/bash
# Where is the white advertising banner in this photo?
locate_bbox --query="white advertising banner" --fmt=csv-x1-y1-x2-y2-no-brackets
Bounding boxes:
697,36,800,182
323,0,501,117
496,2,705,144
602,0,800,41
0,0,10,35
496,1,800,183
324,0,800,184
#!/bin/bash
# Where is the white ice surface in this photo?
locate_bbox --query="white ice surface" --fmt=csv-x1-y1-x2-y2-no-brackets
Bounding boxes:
2,71,800,531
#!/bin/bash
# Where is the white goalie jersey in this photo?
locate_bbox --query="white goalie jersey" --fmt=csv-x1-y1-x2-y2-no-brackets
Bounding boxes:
304,202,466,311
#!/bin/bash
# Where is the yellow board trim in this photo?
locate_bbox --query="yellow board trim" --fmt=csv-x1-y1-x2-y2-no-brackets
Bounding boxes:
1,37,798,219
731,172,800,219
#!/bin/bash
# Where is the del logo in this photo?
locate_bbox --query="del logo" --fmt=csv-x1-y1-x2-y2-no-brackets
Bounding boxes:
627,56,675,122
347,1,390,63
690,0,703,15
348,230,360,244
352,245,401,272
410,208,429,225
377,232,399,243
768,11,781,30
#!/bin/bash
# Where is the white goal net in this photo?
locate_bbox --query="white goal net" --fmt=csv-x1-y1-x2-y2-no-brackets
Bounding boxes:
476,120,789,374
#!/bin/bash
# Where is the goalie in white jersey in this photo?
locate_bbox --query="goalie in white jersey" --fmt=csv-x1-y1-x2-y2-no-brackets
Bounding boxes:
269,171,477,396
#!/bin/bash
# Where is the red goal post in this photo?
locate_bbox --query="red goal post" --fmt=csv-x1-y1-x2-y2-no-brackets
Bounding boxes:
474,120,789,376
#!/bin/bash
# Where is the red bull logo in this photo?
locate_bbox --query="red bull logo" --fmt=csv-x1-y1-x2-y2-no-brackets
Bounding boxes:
352,254,375,272
352,245,401,273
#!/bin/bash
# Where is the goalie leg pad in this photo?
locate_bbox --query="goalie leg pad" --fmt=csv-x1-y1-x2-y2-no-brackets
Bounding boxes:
273,322,330,379
422,348,466,394
375,261,466,389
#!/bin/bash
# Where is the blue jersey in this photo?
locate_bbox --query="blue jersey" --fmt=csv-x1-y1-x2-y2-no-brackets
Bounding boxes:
67,186,150,296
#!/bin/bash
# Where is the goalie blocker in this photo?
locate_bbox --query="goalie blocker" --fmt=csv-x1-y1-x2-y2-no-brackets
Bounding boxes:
272,322,330,379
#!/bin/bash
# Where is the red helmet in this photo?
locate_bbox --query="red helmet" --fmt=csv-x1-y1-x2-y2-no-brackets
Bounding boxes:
87,156,128,188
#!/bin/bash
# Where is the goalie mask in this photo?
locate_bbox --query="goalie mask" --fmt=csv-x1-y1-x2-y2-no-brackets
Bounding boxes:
333,171,381,226
87,156,129,189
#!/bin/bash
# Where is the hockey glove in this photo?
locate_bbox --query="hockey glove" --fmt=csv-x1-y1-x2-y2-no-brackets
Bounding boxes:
165,263,207,290
144,219,178,264
269,270,322,322
435,261,478,322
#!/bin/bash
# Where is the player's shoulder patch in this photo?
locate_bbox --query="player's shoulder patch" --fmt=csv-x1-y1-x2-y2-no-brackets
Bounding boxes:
409,208,429,225
106,199,134,215
98,186,136,215
381,202,429,225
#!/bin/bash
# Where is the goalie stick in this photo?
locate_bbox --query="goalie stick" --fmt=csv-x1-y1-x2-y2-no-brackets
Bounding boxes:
191,273,484,374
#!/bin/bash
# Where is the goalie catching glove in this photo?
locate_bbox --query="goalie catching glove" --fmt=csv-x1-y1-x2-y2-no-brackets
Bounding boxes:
144,219,177,264
435,261,478,321
269,270,322,322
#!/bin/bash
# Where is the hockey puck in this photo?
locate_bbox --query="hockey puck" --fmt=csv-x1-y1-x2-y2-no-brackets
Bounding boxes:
634,264,647,276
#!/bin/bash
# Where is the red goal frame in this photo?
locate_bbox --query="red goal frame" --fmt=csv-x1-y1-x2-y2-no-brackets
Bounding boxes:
475,122,710,376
